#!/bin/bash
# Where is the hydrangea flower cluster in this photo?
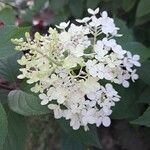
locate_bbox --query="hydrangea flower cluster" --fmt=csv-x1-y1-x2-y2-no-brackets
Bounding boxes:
12,8,141,130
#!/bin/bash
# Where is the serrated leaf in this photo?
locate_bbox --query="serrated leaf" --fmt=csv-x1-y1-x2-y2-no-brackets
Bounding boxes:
0,7,15,25
122,0,137,12
2,112,27,150
131,107,150,127
0,104,8,148
61,132,86,150
8,90,50,116
58,119,102,149
86,0,100,9
69,0,83,18
121,42,150,62
138,60,150,85
136,0,150,18
0,26,29,59
0,53,21,82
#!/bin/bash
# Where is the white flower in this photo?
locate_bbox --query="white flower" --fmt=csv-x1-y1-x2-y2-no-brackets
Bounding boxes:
105,83,119,98
82,109,96,125
56,21,70,29
88,7,99,15
94,40,108,60
127,52,141,67
39,93,49,105
118,72,130,88
86,60,98,77
99,11,119,35
12,7,141,131
124,52,141,72
89,16,101,27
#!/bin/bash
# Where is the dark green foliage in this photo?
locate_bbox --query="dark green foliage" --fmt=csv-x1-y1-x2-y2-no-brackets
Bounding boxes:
0,104,8,148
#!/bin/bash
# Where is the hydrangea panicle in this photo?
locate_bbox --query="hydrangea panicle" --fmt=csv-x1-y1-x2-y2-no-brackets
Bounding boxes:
12,8,141,130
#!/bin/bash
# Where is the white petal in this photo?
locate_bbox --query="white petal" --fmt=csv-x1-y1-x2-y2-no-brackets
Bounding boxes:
102,117,111,127
57,98,65,104
133,55,140,61
39,93,47,100
87,8,94,14
122,80,130,88
101,11,108,18
133,61,141,67
41,100,49,105
94,8,99,14
96,117,102,127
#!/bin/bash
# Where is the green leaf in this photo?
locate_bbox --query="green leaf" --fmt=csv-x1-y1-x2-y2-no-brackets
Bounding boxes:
114,19,134,44
61,132,86,150
135,13,150,25
138,60,150,85
69,0,83,18
58,119,101,149
86,0,100,9
131,106,150,127
0,26,29,59
32,0,48,12
0,104,8,148
112,84,140,119
8,90,50,116
49,0,68,11
138,87,150,104
2,112,27,150
136,0,150,18
122,0,137,12
52,8,70,24
0,89,9,104
0,7,15,25
0,53,21,82
121,42,150,62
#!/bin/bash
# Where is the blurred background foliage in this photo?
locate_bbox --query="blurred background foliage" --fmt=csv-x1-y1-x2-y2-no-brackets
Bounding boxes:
0,0,150,150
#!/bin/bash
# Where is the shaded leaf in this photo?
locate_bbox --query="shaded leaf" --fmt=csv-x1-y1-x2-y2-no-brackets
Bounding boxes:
121,42,150,62
122,0,137,12
115,19,134,44
0,104,8,148
136,0,150,18
138,60,150,85
58,119,101,149
87,0,100,9
0,89,9,104
0,53,21,82
131,107,150,127
138,87,150,104
61,132,86,150
49,0,68,11
8,90,50,116
0,26,29,59
69,0,83,18
2,112,27,150
112,84,140,119
135,13,150,25
0,7,15,25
